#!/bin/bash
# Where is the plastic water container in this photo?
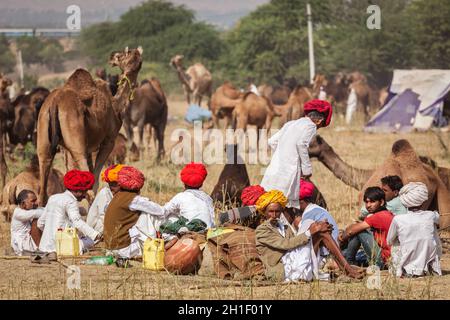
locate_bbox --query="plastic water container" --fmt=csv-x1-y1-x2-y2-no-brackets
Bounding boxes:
56,227,81,256
142,238,165,271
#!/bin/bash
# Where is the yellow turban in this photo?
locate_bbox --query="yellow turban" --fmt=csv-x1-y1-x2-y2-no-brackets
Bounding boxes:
101,164,125,183
255,190,287,212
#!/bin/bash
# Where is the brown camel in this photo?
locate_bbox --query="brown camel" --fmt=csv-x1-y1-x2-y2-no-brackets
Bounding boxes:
211,144,250,207
0,74,13,190
210,82,243,129
312,73,349,113
308,134,450,191
106,133,127,166
37,46,143,205
232,92,276,138
10,87,50,146
122,78,168,160
170,55,212,107
0,155,64,221
308,135,450,229
272,85,313,127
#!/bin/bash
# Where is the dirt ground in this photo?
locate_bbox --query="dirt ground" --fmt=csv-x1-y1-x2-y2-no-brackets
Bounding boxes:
0,97,449,300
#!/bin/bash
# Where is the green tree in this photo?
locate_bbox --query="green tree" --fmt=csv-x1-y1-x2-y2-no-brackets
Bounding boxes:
0,35,15,73
16,36,45,65
38,40,64,72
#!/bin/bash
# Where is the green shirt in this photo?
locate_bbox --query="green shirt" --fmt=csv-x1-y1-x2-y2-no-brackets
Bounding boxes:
360,196,407,219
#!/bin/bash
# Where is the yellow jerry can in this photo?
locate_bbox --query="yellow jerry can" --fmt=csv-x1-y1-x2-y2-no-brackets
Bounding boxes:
142,238,165,271
56,227,81,256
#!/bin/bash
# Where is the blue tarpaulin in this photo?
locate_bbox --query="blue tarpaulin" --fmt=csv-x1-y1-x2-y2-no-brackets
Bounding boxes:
184,104,212,123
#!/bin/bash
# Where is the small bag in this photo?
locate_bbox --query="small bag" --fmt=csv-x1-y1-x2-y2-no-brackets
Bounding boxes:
142,238,165,271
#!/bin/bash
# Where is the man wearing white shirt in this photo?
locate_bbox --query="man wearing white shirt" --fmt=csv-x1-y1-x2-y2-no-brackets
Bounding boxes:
163,162,215,228
261,99,333,208
11,190,44,255
38,170,101,253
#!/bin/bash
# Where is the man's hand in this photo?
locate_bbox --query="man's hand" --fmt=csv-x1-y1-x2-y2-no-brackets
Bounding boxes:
309,221,331,235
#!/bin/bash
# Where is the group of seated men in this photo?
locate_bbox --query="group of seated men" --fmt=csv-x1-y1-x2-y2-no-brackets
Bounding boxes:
10,162,442,281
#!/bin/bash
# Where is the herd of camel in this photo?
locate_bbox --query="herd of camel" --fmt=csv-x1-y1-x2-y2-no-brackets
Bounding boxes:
0,46,449,230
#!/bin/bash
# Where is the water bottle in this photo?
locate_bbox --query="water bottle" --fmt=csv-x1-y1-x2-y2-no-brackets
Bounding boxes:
82,255,115,266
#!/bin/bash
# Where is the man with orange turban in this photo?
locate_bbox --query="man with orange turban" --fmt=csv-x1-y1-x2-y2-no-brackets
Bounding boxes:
103,166,166,263
261,99,332,209
37,169,101,254
163,162,215,228
87,164,123,234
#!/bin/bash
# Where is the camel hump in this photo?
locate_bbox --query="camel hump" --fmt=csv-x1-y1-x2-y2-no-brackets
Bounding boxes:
392,139,414,156
65,69,97,102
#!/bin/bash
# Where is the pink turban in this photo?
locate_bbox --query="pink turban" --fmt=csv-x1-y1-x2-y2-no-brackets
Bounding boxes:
304,99,333,127
299,179,315,200
117,166,145,191
241,185,266,206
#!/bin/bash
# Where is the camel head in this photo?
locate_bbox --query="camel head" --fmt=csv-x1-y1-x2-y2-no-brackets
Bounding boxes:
109,46,143,79
0,76,12,94
308,135,332,159
170,55,184,68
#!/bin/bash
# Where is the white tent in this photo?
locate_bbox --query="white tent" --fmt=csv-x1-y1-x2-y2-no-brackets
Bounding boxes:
365,69,450,132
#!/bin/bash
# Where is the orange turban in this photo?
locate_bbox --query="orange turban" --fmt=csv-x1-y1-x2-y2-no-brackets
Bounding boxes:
180,163,207,188
64,170,95,191
117,166,145,191
241,185,265,206
101,164,124,183
304,99,333,127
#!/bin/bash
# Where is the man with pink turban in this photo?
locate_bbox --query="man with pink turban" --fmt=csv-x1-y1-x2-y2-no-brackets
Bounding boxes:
163,162,215,228
37,170,101,254
261,99,332,209
103,166,166,263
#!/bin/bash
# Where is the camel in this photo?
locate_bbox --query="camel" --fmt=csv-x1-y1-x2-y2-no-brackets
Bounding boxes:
170,55,212,107
232,92,277,139
258,78,297,105
211,144,250,207
0,74,13,190
122,78,168,160
37,46,143,205
210,82,243,129
10,87,50,146
106,133,127,166
0,155,64,221
272,85,313,127
308,135,450,229
312,73,349,113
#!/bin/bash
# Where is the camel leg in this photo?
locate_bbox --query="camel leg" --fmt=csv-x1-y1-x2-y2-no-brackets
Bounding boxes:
155,124,165,162
184,87,191,105
123,118,134,150
37,146,55,206
92,140,115,194
0,123,7,190
146,124,152,155
137,119,145,155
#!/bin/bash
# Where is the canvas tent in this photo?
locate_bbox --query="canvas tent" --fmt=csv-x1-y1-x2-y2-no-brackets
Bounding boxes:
365,69,450,133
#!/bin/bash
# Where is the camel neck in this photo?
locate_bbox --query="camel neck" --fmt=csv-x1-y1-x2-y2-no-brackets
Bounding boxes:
317,145,373,190
175,65,191,88
113,72,138,113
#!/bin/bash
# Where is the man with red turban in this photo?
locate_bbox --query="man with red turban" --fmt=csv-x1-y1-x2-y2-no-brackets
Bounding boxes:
163,162,215,228
87,164,123,234
261,99,332,209
103,166,166,263
37,170,101,254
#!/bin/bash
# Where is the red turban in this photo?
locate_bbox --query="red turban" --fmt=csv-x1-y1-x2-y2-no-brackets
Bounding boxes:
304,99,333,127
241,185,266,206
64,169,95,191
180,163,207,188
299,179,315,200
117,166,145,191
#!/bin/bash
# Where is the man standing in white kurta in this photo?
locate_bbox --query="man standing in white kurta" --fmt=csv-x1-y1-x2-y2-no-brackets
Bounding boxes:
261,99,333,208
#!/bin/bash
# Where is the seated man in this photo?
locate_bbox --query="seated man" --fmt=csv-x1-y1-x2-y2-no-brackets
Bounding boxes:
10,190,44,255
387,182,442,277
360,175,407,219
340,187,394,269
87,164,123,233
103,166,165,261
38,170,101,253
163,163,215,229
255,190,364,282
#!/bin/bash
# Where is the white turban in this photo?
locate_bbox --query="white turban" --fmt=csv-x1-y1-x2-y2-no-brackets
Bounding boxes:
399,182,429,208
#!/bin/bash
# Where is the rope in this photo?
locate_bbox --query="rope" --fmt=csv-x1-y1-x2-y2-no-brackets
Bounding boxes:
117,75,135,101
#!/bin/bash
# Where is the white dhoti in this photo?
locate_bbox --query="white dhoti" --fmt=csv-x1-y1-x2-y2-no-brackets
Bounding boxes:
345,88,357,124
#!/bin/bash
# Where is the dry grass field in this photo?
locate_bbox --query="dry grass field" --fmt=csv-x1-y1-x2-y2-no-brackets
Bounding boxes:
0,97,449,300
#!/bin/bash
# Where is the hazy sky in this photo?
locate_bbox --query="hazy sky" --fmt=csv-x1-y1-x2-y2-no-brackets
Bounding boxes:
0,0,270,28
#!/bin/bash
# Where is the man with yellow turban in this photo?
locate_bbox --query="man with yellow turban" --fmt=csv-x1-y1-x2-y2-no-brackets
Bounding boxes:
86,164,123,234
255,190,364,282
